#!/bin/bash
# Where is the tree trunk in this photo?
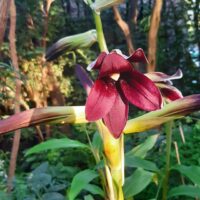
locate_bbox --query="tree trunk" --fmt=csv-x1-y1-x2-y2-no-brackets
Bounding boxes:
113,6,135,55
0,0,10,47
7,0,21,192
129,0,138,24
147,0,163,72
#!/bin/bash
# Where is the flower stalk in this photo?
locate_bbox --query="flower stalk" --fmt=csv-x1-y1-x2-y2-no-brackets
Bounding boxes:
96,121,124,200
162,121,173,200
91,7,124,199
93,12,108,52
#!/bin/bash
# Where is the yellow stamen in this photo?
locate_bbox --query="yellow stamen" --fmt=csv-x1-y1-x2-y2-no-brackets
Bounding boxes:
110,73,120,81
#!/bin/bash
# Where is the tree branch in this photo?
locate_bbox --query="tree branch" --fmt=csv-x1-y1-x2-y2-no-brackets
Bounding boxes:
113,6,134,55
147,0,163,72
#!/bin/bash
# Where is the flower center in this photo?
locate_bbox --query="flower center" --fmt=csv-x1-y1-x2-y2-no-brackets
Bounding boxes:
110,73,120,81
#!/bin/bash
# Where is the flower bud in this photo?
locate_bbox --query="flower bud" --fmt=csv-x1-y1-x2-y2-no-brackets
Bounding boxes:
91,0,124,13
46,30,97,61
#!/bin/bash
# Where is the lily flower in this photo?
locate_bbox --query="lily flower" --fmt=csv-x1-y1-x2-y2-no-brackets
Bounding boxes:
145,69,183,102
85,49,162,138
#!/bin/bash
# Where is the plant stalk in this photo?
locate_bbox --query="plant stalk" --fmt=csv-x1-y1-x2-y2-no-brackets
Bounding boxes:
162,121,173,200
93,12,108,52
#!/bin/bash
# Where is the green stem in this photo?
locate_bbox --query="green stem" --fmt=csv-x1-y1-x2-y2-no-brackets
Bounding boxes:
87,0,108,52
162,121,173,200
93,12,108,52
84,125,107,197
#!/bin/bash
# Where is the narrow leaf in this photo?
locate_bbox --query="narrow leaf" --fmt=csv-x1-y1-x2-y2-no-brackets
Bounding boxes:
126,134,159,158
68,169,99,200
125,155,158,172
84,184,104,197
168,185,200,198
84,195,94,200
123,168,154,198
26,138,89,156
173,165,200,186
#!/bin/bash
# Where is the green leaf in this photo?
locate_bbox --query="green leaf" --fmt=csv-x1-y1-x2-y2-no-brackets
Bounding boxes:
173,165,200,186
26,138,89,156
126,134,159,158
29,173,52,190
84,184,104,197
84,195,94,200
125,155,158,172
168,185,200,198
42,192,65,200
32,162,48,174
68,169,99,200
123,168,154,198
92,132,103,153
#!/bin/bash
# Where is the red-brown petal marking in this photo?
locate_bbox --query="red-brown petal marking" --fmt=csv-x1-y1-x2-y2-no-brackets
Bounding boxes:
103,92,129,138
120,70,162,111
156,83,183,101
127,48,148,63
99,52,132,77
87,52,107,71
85,79,117,121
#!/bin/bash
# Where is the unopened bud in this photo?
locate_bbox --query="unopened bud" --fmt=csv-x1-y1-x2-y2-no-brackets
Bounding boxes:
46,30,97,61
91,0,124,13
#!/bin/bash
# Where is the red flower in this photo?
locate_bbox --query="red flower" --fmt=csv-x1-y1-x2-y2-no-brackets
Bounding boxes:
145,69,183,102
85,49,162,138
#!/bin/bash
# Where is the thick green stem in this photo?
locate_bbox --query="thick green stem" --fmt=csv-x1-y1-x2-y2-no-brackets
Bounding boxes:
87,0,108,51
93,12,108,52
162,121,173,200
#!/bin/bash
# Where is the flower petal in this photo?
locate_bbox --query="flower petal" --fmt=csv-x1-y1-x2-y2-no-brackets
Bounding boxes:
85,79,117,121
103,90,128,138
127,48,148,63
156,83,183,101
99,52,132,77
75,65,93,95
87,52,107,71
120,70,162,111
145,69,183,83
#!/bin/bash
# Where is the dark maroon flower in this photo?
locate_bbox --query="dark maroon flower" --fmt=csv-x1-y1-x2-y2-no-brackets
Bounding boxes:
145,69,183,102
85,49,162,138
